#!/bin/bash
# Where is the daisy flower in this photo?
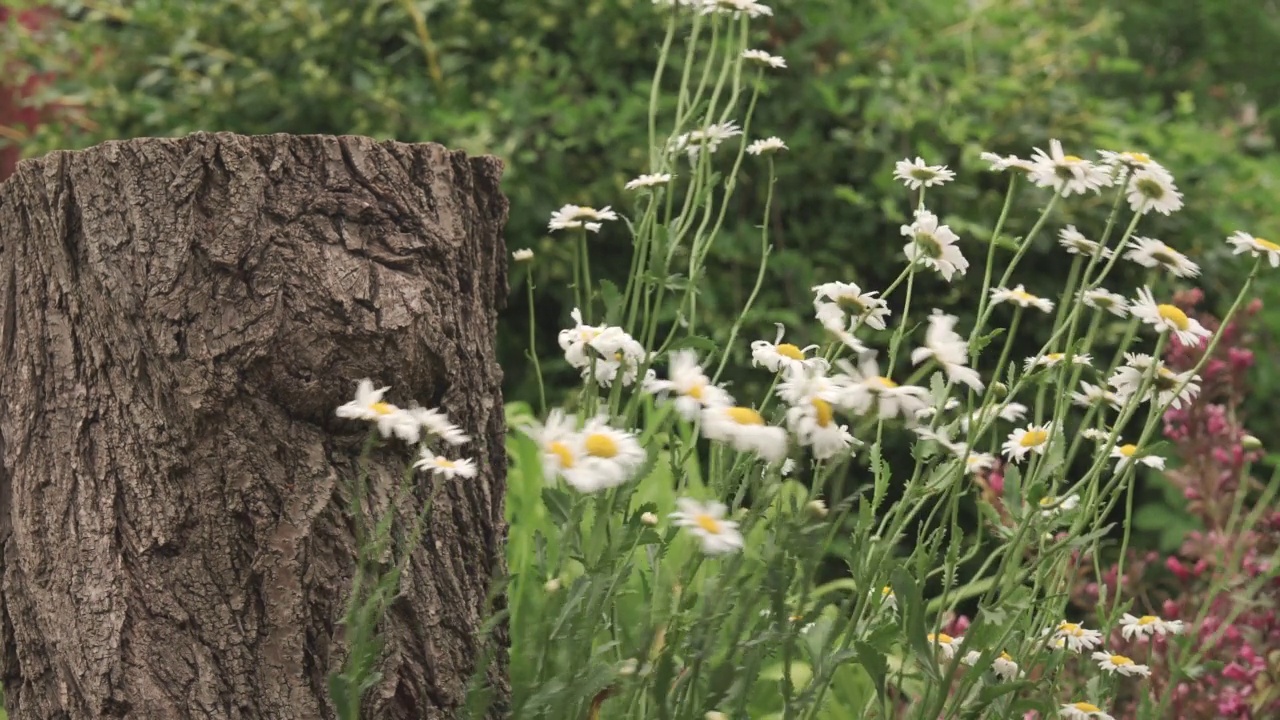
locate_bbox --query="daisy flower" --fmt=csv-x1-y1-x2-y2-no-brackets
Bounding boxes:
1047,620,1104,653
1002,423,1054,462
569,414,647,492
959,402,1027,433
1110,442,1166,471
1119,613,1185,641
1226,230,1280,268
559,308,607,367
746,136,788,155
752,324,821,374
785,394,856,460
813,281,891,331
911,311,984,391
741,48,786,68
992,652,1020,681
512,248,534,262
1080,287,1130,317
582,326,649,388
670,498,744,554
1058,225,1111,258
1039,494,1080,517
548,204,619,233
625,173,673,191
644,350,733,421
990,284,1055,313
1126,166,1183,215
671,120,742,162
962,451,998,475
1097,150,1163,174
1123,237,1200,278
1029,139,1112,196
902,209,969,281
836,356,931,420
927,632,963,659
979,151,1036,174
701,406,789,462
1129,287,1211,347
1092,652,1152,678
406,405,471,446
700,0,773,18
1108,353,1201,410
1059,702,1115,720
1024,352,1092,372
1071,381,1122,410
879,586,898,611
893,156,956,190
413,453,478,479
335,379,421,443
522,410,583,484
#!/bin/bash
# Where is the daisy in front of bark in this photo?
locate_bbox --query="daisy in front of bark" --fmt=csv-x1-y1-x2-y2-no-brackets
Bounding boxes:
670,120,743,162
1092,652,1152,678
990,284,1055,313
979,151,1036,174
1038,494,1080,517
1002,422,1054,462
406,405,471,446
548,204,619,233
625,172,673,191
893,156,956,190
836,355,931,420
559,308,606,367
1071,380,1122,410
751,324,820,375
1126,166,1183,215
902,209,969,281
1119,613,1185,641
1123,236,1201,278
568,414,647,492
644,349,733,421
1058,225,1111,259
522,409,583,484
1226,230,1280,267
701,405,788,462
813,281,891,331
1059,702,1115,720
911,311,984,391
1024,352,1093,372
1108,353,1201,410
1047,620,1104,653
742,48,786,68
669,498,744,555
927,632,963,659
414,452,478,480
1029,139,1113,196
1080,287,1130,318
1130,287,1211,347
746,136,788,155
336,379,422,443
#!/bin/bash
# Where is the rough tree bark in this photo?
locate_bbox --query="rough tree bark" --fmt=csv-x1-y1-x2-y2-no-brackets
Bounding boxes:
0,132,510,718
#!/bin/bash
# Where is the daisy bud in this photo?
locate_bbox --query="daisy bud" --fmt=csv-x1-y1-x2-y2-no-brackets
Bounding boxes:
544,578,562,593
705,713,729,720
1243,434,1263,451
806,499,829,520
640,511,659,526
618,658,639,676
991,381,1009,399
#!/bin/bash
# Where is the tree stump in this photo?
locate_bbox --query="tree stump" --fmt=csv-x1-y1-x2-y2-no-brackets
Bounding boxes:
0,132,510,718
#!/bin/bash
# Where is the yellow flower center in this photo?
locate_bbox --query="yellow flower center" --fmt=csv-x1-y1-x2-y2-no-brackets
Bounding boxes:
1046,353,1064,362
927,632,954,645
371,402,397,415
1063,154,1084,163
811,398,834,428
687,383,706,400
1058,621,1080,633
999,651,1013,662
875,376,898,389
1039,496,1056,507
1125,152,1151,164
1072,703,1102,713
915,232,944,259
1157,304,1190,331
1019,429,1048,448
1138,615,1158,626
548,441,576,468
1110,654,1134,666
584,432,620,458
1119,444,1138,457
695,513,723,535
434,457,456,468
775,343,805,360
882,586,893,596
1256,237,1280,253
1011,289,1037,303
725,407,765,426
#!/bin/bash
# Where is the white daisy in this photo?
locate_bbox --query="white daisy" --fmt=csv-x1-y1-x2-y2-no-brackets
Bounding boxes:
1092,652,1152,678
785,394,857,460
992,652,1020,681
893,157,956,190
1108,353,1201,410
960,402,1028,433
1080,288,1130,317
1130,288,1211,347
512,248,534,262
746,136,788,155
813,281,891,331
1024,352,1093,372
1029,139,1113,196
1046,620,1104,653
569,415,647,492
335,379,421,443
1038,494,1080,517
644,349,733,421
878,585,898,611
1126,166,1183,215
979,151,1036,174
910,311,984,392
559,308,607,367
548,204,619,233
1059,702,1115,720
581,326,649,388
1226,230,1280,268
670,498,745,554
413,452,478,479
1002,422,1054,462
927,632,963,659
701,406,789,462
1119,613,1185,641
1079,428,1112,443
625,173,673,191
962,451,998,475
902,209,969,281
406,405,471,446
1123,237,1200,278
1097,150,1164,174
700,0,773,18
836,356,931,421
521,410,584,485
990,284,1055,313
751,324,821,374
671,120,743,162
1071,381,1122,410
1058,225,1111,259
741,48,786,68
776,359,840,406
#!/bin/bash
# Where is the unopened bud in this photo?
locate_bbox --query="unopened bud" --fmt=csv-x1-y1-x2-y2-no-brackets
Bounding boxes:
1242,434,1263,451
544,577,561,593
806,499,829,519
705,713,728,720
618,658,639,676
991,381,1008,399
640,512,659,526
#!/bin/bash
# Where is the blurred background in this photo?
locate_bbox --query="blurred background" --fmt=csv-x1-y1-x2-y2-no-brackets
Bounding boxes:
3,0,1278,552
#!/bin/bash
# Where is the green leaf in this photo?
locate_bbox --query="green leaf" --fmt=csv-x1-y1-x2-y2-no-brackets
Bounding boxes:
892,567,942,682
541,487,574,527
599,278,623,326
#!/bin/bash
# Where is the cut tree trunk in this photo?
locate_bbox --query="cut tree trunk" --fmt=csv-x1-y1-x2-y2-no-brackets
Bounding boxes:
0,132,510,718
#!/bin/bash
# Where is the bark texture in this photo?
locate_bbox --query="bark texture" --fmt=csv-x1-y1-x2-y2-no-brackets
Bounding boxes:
0,132,510,718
